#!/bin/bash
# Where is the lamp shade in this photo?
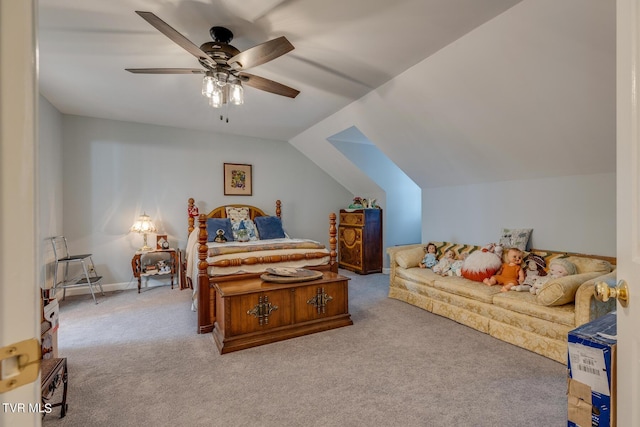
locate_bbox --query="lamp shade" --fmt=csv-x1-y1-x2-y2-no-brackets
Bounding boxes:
130,213,157,234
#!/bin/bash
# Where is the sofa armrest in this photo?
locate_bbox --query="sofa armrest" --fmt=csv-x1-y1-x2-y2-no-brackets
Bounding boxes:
387,244,424,260
574,270,617,326
387,244,424,279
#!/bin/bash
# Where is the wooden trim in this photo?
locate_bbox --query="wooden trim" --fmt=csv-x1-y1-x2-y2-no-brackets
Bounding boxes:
530,248,617,266
187,199,282,235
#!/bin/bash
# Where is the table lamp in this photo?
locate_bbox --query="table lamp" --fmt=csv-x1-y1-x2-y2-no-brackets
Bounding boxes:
130,212,157,251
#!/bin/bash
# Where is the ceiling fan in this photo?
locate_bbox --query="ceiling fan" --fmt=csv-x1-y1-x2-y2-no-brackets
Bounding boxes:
126,11,300,111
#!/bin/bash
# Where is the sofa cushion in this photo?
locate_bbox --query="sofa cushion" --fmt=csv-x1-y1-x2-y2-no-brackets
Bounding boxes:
395,247,425,269
492,291,576,327
432,276,502,304
395,267,439,287
536,271,604,306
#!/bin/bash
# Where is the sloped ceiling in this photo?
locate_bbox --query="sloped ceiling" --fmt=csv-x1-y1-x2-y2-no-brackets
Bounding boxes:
291,0,616,190
38,0,522,142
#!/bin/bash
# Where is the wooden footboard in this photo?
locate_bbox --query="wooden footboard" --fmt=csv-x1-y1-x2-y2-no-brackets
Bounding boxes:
194,206,338,334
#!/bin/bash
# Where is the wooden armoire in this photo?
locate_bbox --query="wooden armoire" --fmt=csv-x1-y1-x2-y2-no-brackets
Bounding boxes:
338,209,382,274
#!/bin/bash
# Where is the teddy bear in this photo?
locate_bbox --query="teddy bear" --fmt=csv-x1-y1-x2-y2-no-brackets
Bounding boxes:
511,254,546,292
529,258,577,295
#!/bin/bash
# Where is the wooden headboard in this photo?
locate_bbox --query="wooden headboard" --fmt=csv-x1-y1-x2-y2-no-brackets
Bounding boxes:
187,198,282,235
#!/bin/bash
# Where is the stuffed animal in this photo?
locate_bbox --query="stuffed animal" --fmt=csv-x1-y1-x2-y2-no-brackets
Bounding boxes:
433,250,456,275
483,248,525,292
157,260,171,274
213,228,228,243
511,254,547,292
529,258,577,295
461,243,504,282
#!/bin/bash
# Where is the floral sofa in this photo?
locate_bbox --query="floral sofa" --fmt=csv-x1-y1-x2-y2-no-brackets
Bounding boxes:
387,242,616,364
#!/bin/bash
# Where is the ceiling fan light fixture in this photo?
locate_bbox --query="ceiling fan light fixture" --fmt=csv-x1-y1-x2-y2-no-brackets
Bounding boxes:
209,85,224,108
214,71,228,87
202,73,215,98
229,81,244,105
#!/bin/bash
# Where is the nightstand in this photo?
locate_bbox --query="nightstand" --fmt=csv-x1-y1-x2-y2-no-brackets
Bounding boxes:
131,248,179,293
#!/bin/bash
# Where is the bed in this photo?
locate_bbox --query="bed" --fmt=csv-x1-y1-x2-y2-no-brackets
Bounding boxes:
184,198,338,333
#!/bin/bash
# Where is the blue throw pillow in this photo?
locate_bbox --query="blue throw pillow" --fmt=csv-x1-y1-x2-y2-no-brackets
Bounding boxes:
254,216,286,240
206,218,234,242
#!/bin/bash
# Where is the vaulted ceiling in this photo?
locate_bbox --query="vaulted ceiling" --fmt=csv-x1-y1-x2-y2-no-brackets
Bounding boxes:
38,0,615,192
290,0,616,191
38,0,522,141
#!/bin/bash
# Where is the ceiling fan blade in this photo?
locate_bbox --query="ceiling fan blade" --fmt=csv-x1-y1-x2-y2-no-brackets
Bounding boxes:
126,68,204,74
240,72,300,98
228,36,294,70
135,11,215,67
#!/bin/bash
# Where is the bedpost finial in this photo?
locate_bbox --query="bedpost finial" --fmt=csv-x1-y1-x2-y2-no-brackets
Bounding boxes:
276,200,282,218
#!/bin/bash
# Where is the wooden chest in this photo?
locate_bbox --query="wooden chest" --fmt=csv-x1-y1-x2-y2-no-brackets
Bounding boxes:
338,209,383,274
212,271,352,354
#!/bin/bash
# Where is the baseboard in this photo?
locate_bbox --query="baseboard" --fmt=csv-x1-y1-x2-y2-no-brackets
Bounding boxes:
56,278,174,297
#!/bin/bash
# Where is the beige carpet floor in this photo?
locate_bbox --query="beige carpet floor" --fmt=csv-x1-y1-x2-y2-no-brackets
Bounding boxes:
43,270,568,426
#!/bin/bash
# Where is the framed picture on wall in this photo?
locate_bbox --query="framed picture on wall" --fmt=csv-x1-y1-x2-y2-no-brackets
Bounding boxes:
224,163,252,196
156,234,169,250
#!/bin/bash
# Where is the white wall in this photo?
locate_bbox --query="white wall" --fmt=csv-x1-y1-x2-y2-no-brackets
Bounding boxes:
39,96,64,288
423,173,616,256
58,115,351,286
289,0,616,258
329,138,422,251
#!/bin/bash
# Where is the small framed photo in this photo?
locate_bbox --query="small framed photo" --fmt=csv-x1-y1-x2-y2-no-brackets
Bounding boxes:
156,234,169,250
224,163,252,196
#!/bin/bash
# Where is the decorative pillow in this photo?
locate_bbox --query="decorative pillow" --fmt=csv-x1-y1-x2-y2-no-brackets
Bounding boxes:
231,219,258,242
461,250,502,282
225,206,250,223
536,272,603,306
395,246,426,269
206,218,234,242
565,256,612,275
498,228,533,251
254,216,286,240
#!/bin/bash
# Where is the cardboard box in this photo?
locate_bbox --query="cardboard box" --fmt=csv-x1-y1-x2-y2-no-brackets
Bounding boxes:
567,311,616,427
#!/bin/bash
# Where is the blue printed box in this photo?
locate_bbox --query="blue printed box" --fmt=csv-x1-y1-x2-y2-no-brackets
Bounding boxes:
567,311,616,427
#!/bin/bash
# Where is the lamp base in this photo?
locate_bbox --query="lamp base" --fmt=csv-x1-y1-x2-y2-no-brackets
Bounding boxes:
140,233,153,251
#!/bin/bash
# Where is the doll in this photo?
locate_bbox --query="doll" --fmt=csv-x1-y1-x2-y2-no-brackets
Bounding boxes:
419,243,438,269
433,249,456,275
483,247,525,292
530,258,577,295
511,254,547,292
447,253,468,277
